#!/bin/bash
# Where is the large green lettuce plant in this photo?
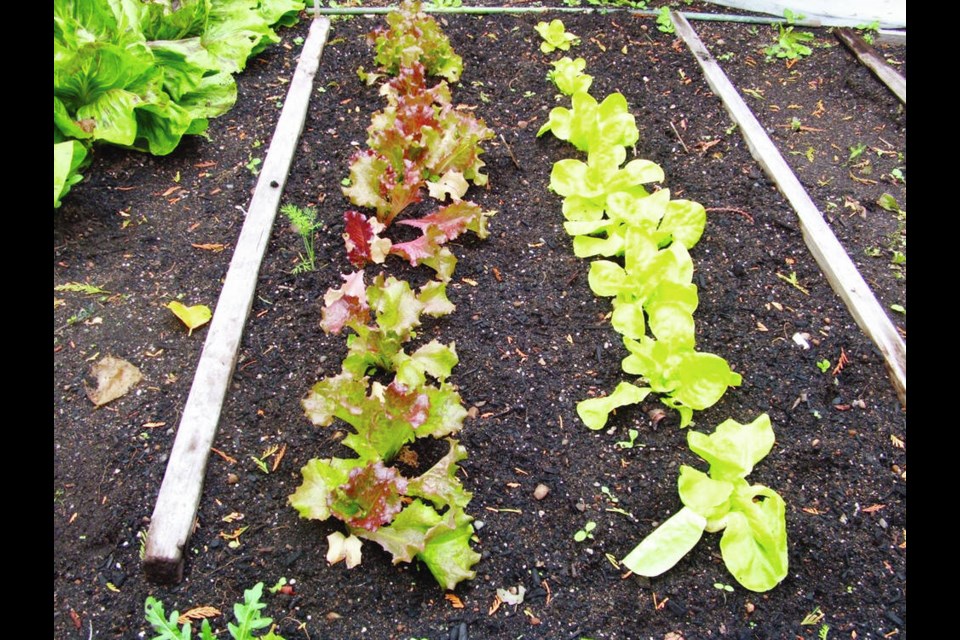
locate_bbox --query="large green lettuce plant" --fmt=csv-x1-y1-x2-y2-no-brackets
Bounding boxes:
53,0,303,208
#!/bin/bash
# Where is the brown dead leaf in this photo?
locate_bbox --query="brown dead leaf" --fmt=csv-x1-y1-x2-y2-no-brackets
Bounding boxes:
445,594,464,609
396,446,419,468
211,447,237,464
85,356,142,407
192,243,227,252
862,504,886,513
802,507,824,515
178,606,222,625
890,434,905,449
271,442,287,472
69,609,82,630
488,595,502,616
194,161,217,168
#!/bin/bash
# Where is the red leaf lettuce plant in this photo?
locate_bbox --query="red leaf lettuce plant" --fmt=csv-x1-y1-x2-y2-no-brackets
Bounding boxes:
291,2,490,591
343,1,495,281
290,272,479,590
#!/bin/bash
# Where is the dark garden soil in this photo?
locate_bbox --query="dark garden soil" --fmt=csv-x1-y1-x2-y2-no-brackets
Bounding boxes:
54,4,906,639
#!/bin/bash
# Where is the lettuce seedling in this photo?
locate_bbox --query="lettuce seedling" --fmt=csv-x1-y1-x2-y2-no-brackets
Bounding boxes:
621,414,788,592
548,57,593,96
535,19,580,53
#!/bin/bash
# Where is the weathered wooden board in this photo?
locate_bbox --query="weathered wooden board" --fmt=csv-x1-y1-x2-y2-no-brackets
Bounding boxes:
143,16,332,584
672,11,906,407
835,28,906,103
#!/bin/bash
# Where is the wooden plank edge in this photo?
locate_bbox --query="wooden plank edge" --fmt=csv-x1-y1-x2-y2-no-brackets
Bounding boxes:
672,12,906,407
834,28,906,104
142,16,332,584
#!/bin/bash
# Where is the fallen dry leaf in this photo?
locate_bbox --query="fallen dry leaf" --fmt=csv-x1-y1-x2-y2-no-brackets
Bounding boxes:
191,243,227,252
445,593,464,609
85,356,142,407
178,606,222,625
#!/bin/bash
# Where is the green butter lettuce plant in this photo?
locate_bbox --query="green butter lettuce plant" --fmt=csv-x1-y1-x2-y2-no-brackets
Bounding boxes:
621,414,788,592
535,19,580,53
548,57,593,96
289,272,480,589
53,0,304,207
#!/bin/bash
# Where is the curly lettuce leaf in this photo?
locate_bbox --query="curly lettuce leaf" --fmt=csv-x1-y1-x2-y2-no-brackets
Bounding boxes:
368,0,463,82
289,456,364,521
329,460,409,531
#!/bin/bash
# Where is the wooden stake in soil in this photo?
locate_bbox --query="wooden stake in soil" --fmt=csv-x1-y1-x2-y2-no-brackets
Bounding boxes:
834,28,906,104
142,17,332,584
671,12,906,407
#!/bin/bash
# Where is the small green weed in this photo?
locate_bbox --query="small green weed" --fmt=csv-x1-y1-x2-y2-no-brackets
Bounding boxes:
854,20,880,45
656,7,675,34
848,143,867,162
765,11,814,60
144,582,285,640
280,203,324,274
776,271,809,295
574,521,597,542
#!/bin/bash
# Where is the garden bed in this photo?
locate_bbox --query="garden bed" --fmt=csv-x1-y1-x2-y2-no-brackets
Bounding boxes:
54,4,906,639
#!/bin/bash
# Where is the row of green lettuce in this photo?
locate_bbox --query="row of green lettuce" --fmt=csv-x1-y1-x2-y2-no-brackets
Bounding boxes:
53,0,304,208
536,23,788,594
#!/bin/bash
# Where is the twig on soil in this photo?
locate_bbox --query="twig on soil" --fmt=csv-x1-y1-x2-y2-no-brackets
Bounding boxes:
705,206,755,224
499,133,522,171
669,120,689,154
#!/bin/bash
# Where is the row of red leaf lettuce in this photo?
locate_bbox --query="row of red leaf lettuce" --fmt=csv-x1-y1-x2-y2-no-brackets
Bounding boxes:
289,1,495,591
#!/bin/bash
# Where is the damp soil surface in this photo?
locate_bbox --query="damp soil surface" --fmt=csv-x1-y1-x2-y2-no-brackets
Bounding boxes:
54,4,907,639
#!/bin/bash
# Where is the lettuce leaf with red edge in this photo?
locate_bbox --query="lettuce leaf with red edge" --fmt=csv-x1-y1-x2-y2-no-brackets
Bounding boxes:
367,0,463,82
329,460,409,531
